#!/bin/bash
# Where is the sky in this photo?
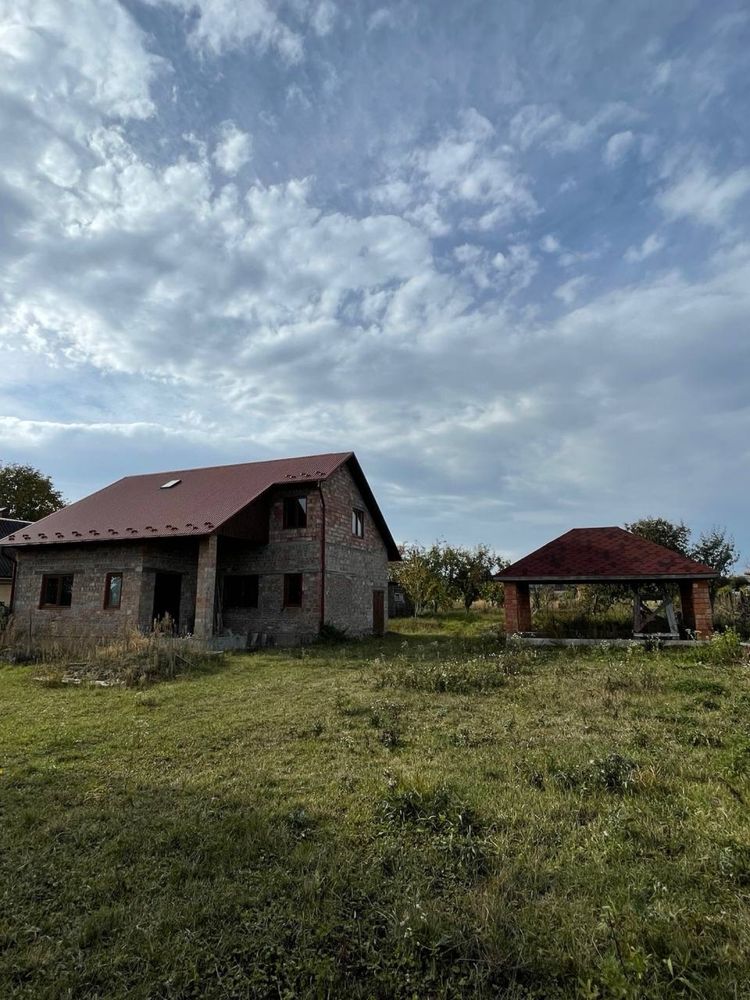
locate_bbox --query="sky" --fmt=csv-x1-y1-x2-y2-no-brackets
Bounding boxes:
1,0,749,564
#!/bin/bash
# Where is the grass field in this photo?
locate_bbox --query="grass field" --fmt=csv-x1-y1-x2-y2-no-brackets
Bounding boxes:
1,613,749,999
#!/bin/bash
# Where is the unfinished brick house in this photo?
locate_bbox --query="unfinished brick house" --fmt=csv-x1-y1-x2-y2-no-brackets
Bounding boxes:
1,452,400,646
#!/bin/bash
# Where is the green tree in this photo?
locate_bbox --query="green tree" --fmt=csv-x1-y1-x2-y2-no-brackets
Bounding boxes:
392,544,449,616
691,527,740,603
0,463,65,521
624,517,691,555
424,542,508,611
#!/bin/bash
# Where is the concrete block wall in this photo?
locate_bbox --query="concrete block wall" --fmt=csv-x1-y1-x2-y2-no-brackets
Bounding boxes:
217,464,389,643
9,462,392,647
322,465,389,637
11,542,144,643
218,492,323,644
140,539,200,634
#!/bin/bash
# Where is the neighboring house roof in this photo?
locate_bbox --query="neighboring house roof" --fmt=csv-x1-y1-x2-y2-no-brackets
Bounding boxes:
496,527,716,582
0,518,31,581
0,453,401,560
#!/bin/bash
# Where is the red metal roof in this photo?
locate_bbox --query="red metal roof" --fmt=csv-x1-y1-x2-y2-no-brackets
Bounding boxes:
0,452,400,560
496,527,716,582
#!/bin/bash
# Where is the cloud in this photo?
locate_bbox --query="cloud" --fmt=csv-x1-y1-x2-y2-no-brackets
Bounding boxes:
554,275,589,305
310,0,337,36
603,130,635,166
152,0,304,61
367,8,397,32
539,234,560,253
658,164,750,228
213,122,252,175
0,0,163,121
1,0,749,560
510,102,639,154
625,232,664,263
372,109,536,235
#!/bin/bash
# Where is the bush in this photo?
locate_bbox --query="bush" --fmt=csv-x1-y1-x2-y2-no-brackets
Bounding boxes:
704,628,744,665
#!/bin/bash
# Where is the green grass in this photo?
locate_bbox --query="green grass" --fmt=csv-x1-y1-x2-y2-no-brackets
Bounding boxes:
1,616,749,998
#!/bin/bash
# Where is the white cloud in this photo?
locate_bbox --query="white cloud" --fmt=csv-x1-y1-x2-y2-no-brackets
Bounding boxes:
152,0,303,61
0,0,162,121
510,102,639,154
625,232,664,263
213,122,252,175
540,234,560,253
367,7,397,32
310,0,337,36
554,275,589,305
659,164,750,228
375,109,536,234
603,130,635,167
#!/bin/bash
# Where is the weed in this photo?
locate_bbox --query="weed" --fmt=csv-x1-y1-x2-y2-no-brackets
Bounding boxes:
380,781,482,836
552,752,639,793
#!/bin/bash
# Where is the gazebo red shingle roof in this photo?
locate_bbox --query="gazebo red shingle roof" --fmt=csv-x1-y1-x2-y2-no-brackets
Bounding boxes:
496,527,715,582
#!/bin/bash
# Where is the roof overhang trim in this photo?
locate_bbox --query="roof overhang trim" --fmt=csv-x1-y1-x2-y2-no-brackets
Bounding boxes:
496,573,717,583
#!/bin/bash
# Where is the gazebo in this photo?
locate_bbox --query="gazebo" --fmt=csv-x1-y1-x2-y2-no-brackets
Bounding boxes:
495,527,716,639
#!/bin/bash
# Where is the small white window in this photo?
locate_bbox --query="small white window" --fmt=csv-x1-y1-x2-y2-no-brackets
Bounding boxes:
160,479,181,489
352,508,365,538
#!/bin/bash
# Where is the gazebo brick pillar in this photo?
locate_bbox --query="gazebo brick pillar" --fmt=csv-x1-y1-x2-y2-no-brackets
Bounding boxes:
504,582,532,635
680,580,713,637
194,534,218,639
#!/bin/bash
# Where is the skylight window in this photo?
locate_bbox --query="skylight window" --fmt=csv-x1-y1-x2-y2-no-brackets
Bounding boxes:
160,479,181,489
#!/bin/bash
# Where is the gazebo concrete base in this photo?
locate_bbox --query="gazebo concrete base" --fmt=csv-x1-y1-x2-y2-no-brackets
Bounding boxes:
509,636,707,648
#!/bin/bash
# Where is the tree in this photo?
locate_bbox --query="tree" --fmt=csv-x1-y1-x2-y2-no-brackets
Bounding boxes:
392,544,449,616
393,541,509,615
690,527,740,602
436,543,507,611
624,517,691,555
0,463,65,521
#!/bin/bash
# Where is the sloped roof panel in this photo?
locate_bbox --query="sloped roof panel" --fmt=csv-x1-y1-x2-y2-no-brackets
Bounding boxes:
496,526,716,581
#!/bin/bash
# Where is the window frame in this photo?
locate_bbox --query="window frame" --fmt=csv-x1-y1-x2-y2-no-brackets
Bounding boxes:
283,573,303,608
222,574,259,610
352,507,365,539
103,572,123,610
39,574,74,609
282,495,308,530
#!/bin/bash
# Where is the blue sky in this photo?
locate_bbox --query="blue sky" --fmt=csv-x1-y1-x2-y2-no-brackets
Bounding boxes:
1,0,749,563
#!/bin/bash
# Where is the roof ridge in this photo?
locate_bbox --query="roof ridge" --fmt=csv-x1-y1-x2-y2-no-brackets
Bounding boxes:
118,451,354,482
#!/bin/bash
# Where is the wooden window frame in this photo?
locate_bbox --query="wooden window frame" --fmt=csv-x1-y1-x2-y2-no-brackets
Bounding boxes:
282,496,307,530
39,574,74,609
103,572,123,610
223,574,259,610
283,573,303,608
352,508,365,539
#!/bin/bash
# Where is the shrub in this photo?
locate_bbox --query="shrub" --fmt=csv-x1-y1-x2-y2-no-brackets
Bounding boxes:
704,628,744,665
